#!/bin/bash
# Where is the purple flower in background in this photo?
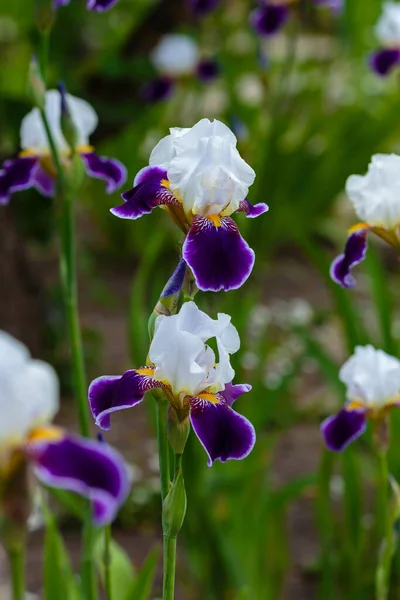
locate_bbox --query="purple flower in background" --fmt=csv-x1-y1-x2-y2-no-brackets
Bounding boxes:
0,331,129,525
330,154,400,289
188,0,221,17
321,346,400,452
250,3,290,37
196,58,220,82
0,90,126,205
370,2,400,76
89,302,256,466
313,0,343,14
54,0,119,12
112,119,268,292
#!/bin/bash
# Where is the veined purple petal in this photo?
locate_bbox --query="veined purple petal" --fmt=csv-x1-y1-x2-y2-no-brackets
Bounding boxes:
238,198,269,218
188,0,221,17
89,369,164,430
250,4,289,37
86,0,119,11
32,434,130,526
330,228,368,289
196,59,220,82
0,157,38,205
141,78,174,103
220,382,252,407
161,259,187,299
112,166,178,220
370,49,400,76
32,162,55,197
190,396,256,466
182,216,255,292
321,409,366,452
81,153,127,194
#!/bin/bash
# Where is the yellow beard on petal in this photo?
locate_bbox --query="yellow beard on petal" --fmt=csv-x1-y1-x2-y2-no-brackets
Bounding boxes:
196,392,220,404
206,214,222,228
27,425,64,444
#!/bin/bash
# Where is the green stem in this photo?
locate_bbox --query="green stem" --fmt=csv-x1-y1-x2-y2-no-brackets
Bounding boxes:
39,29,50,82
156,398,170,501
163,534,177,600
104,525,112,600
375,451,393,600
8,545,25,600
81,504,98,600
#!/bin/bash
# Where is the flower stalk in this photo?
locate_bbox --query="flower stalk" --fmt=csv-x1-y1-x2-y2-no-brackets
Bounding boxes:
375,449,393,600
7,544,25,600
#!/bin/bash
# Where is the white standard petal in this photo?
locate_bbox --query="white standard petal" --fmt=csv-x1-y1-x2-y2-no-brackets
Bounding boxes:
150,34,199,77
339,345,400,408
0,330,30,370
375,1,400,44
345,153,400,229
20,90,98,154
149,127,191,169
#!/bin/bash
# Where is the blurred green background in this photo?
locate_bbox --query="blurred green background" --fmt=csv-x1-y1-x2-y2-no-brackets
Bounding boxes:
2,0,400,598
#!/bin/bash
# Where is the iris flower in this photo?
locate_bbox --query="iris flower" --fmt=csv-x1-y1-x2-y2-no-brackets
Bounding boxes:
112,118,268,292
330,154,400,288
0,331,129,526
89,302,256,466
0,90,126,205
321,345,400,452
54,0,119,12
370,2,400,76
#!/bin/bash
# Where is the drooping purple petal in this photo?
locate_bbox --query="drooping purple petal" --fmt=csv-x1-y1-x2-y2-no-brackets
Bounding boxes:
32,434,130,525
141,77,174,103
370,49,400,76
161,258,187,299
182,216,255,292
196,59,220,82
188,0,221,17
81,153,127,194
190,397,256,466
321,409,366,452
32,162,55,197
238,198,269,218
219,382,252,407
329,228,368,289
111,166,178,220
89,369,164,430
250,4,289,37
0,157,38,205
86,0,119,11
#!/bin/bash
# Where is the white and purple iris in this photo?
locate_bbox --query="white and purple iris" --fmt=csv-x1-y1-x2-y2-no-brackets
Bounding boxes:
330,154,400,288
89,302,256,466
0,89,126,206
142,35,219,103
321,345,400,452
54,0,119,12
370,2,400,76
0,330,129,526
250,0,343,37
112,118,268,292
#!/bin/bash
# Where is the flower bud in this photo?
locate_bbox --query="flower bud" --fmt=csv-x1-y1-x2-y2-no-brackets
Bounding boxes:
28,55,46,110
167,406,190,455
148,259,187,339
58,82,79,153
162,467,187,537
34,0,55,33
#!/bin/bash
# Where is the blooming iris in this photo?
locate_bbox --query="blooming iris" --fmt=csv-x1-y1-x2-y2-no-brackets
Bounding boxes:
54,0,119,12
0,330,129,525
0,90,126,205
89,302,256,466
321,345,400,452
370,2,400,76
112,118,268,292
330,154,400,288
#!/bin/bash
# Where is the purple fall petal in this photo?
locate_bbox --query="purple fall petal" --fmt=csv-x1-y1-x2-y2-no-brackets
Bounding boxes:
141,78,174,103
321,409,366,452
238,198,269,218
89,370,164,430
196,59,220,82
112,166,178,220
182,216,255,292
188,0,221,17
81,153,127,194
330,228,368,289
370,49,400,76
32,434,130,525
219,382,252,407
190,396,256,466
32,163,55,197
250,4,289,36
0,157,38,205
86,0,119,11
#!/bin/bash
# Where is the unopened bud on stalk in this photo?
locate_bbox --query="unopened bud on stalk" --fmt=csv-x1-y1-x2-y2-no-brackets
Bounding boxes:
28,55,46,110
34,0,55,33
148,259,187,339
162,468,187,537
58,82,79,153
167,406,190,455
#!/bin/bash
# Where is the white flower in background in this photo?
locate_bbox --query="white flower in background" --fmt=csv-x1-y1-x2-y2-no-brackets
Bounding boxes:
375,1,400,44
346,153,400,229
150,34,200,77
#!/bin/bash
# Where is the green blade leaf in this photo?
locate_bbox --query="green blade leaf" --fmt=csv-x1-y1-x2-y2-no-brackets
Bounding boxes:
94,534,136,598
125,546,159,600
